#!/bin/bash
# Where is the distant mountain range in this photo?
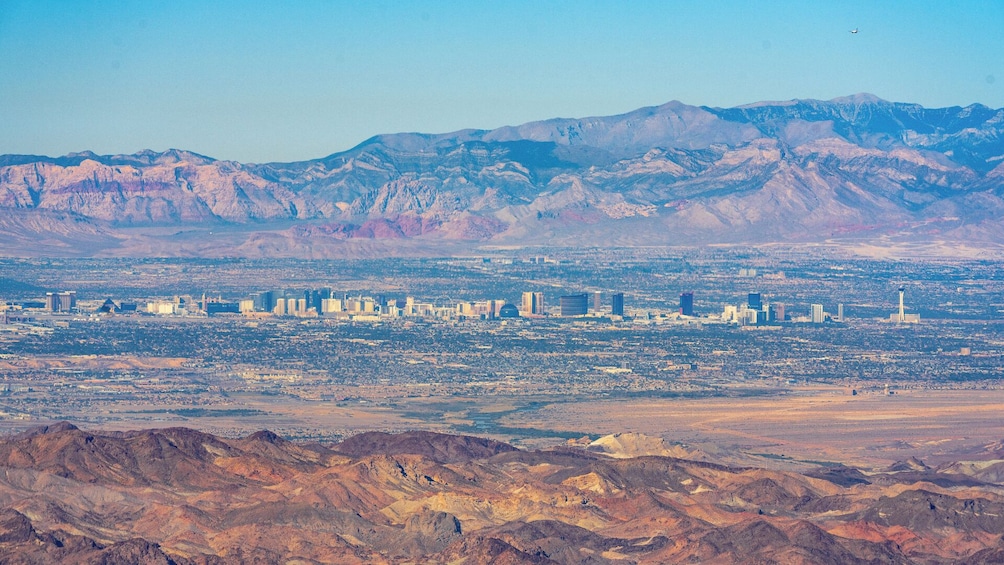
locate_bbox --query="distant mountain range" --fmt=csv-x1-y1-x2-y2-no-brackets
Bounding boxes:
3,94,1003,257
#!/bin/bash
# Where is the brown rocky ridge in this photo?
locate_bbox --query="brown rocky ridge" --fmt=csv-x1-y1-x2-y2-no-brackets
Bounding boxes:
1,422,1004,563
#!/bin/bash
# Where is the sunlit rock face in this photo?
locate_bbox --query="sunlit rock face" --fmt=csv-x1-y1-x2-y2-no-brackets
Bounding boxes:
3,95,1004,256
3,424,1004,563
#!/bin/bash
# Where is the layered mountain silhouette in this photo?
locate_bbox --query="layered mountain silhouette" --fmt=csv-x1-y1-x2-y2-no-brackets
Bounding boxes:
2,423,1004,563
2,94,1003,256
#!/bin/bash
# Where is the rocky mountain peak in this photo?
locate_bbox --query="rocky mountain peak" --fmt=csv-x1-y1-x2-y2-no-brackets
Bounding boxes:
2,95,1003,256
829,92,888,105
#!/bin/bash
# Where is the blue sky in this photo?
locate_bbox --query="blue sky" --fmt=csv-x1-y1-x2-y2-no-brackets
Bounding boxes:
1,1,1002,162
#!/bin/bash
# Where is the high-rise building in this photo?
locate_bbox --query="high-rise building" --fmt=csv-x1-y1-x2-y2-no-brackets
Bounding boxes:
46,291,76,312
256,290,278,313
837,303,844,322
521,292,545,316
748,293,762,312
559,294,589,317
274,298,287,316
206,301,240,315
768,302,785,323
722,304,738,323
680,292,694,316
592,291,602,311
308,289,325,314
521,292,534,314
611,293,625,316
811,303,825,324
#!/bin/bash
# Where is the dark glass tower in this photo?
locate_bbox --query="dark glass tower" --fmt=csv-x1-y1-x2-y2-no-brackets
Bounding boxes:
611,293,624,316
559,294,589,316
680,292,694,316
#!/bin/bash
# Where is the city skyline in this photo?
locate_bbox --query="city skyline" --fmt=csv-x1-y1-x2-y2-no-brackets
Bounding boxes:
11,282,886,326
0,252,996,562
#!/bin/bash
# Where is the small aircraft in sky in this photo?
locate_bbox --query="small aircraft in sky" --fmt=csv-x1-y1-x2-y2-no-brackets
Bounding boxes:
850,28,859,34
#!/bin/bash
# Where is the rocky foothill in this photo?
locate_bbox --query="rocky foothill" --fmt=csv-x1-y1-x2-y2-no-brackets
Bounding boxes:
2,423,1004,563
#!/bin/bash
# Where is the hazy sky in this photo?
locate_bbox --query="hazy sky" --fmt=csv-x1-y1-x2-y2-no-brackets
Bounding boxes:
2,1,1002,162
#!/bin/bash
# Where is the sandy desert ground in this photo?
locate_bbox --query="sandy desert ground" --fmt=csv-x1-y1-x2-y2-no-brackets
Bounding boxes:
500,386,1004,468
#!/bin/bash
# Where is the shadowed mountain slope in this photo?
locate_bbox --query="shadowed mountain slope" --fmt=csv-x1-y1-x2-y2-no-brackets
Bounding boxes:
2,424,1004,563
332,430,519,463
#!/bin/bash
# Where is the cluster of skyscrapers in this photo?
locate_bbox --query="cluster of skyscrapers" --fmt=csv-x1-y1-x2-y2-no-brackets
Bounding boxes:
16,285,922,327
718,292,841,325
192,288,633,320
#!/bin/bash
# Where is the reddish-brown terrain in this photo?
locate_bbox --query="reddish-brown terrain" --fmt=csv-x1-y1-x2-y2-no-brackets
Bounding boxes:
2,423,1004,564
